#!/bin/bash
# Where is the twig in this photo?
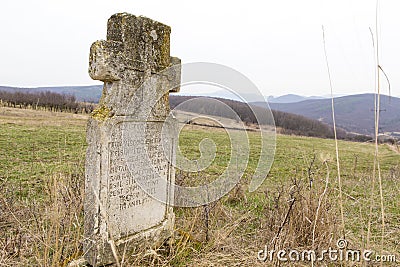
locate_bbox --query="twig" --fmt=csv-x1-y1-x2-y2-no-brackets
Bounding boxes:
312,161,330,248
367,3,386,266
322,25,346,239
272,197,296,250
378,65,391,100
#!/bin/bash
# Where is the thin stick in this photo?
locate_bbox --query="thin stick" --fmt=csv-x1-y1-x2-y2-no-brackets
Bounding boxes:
366,26,377,254
373,1,386,265
378,65,391,99
272,198,296,251
312,161,330,248
366,2,386,265
322,25,346,239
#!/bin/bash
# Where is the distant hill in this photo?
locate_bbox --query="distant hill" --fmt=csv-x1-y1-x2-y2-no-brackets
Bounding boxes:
267,94,325,103
177,92,326,103
0,85,102,103
169,95,370,141
255,94,400,136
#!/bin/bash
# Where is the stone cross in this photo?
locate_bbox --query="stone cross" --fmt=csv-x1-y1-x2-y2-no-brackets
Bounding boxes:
84,13,180,266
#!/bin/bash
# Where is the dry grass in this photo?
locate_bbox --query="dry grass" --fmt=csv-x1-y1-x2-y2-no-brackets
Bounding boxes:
0,107,88,127
0,108,399,266
119,155,341,266
0,173,84,266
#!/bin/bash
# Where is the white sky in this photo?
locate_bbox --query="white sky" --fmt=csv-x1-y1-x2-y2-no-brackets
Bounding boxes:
0,0,399,97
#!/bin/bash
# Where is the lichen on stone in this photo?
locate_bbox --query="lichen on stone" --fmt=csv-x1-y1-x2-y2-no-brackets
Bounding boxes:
91,105,112,121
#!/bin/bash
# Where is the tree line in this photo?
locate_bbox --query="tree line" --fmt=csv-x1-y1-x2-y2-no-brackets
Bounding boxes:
0,90,96,113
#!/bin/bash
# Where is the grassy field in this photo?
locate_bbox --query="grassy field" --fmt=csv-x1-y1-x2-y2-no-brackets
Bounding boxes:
0,107,399,266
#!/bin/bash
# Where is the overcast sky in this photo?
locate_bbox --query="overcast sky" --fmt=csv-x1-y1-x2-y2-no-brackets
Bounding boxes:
1,0,399,97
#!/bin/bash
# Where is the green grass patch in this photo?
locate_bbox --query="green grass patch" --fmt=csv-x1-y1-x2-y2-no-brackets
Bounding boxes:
1,110,399,265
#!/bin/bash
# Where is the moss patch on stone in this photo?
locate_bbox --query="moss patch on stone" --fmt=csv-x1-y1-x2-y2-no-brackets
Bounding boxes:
91,105,112,121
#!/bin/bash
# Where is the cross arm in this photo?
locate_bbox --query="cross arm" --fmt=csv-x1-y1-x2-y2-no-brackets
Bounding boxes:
89,40,124,82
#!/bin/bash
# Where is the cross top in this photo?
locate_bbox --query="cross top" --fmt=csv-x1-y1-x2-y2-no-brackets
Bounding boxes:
88,13,180,119
89,13,173,82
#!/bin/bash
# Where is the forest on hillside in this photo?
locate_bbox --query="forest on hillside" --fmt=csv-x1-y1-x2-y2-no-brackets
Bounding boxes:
170,95,373,142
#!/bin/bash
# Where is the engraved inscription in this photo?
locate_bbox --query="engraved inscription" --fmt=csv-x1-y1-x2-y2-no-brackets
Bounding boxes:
106,121,170,237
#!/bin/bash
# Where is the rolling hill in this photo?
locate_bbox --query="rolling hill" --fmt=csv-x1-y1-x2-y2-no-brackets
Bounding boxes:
256,94,400,137
267,94,325,103
169,95,368,140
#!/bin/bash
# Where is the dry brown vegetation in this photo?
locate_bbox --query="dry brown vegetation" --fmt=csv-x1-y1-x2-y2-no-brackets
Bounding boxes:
0,108,399,266
0,107,88,127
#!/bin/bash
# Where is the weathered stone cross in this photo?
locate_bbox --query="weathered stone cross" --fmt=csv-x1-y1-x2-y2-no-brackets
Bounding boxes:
83,13,180,266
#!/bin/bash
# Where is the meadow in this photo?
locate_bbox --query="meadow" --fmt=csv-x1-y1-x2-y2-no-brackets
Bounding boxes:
0,106,399,266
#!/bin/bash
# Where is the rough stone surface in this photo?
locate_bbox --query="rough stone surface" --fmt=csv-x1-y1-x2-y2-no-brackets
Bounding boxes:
84,13,180,266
